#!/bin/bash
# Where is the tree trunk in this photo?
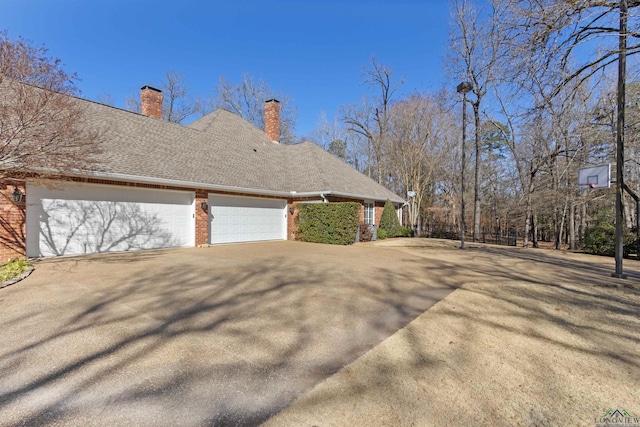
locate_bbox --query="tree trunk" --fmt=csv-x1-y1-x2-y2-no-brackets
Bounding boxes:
532,212,539,248
569,202,576,250
581,202,587,242
556,198,568,250
624,195,633,230
523,176,535,248
473,103,481,242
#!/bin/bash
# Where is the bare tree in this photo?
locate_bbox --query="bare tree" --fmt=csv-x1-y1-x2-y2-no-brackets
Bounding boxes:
504,1,640,98
0,31,101,181
311,111,358,165
126,71,201,124
342,57,404,184
449,0,506,241
208,74,297,144
387,92,457,233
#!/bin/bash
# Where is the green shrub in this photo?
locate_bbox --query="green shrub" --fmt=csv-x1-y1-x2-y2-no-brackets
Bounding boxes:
583,224,615,256
0,259,31,282
583,222,636,257
295,202,360,245
397,227,414,237
377,228,387,240
379,199,402,237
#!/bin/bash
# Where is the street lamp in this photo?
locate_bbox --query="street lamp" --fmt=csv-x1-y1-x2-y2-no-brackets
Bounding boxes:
457,81,472,249
613,0,628,278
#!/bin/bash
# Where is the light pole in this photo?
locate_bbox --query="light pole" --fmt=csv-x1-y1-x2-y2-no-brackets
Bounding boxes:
613,0,628,278
457,81,472,249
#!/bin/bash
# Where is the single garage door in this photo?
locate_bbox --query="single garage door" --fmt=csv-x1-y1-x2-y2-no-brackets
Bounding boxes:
208,195,286,244
26,182,195,257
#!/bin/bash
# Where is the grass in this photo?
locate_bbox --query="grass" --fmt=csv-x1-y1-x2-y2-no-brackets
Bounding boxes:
0,259,32,282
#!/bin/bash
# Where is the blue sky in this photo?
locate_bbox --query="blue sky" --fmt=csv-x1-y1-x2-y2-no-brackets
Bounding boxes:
1,0,452,138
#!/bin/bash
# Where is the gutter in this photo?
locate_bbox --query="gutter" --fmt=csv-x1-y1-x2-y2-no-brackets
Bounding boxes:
30,170,406,204
79,171,296,198
293,190,404,204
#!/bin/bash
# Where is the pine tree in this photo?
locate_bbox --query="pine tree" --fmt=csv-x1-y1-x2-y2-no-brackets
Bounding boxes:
379,199,401,237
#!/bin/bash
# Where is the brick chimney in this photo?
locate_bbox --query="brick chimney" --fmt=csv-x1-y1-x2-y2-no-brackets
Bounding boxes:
140,85,163,119
264,99,280,143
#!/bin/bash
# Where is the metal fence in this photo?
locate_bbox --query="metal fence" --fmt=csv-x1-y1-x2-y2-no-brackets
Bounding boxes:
421,224,518,247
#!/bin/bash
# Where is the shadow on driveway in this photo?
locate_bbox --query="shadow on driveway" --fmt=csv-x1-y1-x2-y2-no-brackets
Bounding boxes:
0,241,457,426
264,240,640,426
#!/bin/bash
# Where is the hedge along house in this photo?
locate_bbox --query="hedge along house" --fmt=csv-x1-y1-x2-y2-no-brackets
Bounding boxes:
0,82,404,260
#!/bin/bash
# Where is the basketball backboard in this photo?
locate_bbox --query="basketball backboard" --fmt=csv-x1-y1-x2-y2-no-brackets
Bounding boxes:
578,164,610,190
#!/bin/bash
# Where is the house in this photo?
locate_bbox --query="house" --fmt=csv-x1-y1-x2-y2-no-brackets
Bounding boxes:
0,84,404,259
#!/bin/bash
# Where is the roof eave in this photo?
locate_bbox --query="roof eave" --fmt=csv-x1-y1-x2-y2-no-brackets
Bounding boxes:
22,169,405,204
53,171,296,198
292,190,405,204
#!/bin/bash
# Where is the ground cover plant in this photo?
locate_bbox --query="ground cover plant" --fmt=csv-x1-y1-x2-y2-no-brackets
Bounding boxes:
0,259,31,282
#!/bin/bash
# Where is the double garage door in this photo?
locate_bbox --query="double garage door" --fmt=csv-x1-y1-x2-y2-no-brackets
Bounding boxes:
208,195,287,244
26,182,195,258
25,182,287,257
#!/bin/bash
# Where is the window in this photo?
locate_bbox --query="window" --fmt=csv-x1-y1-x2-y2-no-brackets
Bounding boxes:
364,202,375,225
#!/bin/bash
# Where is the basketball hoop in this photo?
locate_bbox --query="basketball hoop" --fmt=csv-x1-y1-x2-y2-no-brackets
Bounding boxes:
578,164,611,190
578,182,598,190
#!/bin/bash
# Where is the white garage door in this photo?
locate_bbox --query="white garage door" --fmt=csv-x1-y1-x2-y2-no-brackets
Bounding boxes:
209,195,286,244
26,182,195,257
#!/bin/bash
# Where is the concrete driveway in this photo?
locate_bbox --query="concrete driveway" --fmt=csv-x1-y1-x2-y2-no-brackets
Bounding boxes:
0,241,457,426
266,241,640,427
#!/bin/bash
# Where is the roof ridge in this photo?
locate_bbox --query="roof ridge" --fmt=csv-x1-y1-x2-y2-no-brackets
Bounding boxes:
8,78,208,133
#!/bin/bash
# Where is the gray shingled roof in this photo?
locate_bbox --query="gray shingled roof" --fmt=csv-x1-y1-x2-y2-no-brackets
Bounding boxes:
31,85,404,203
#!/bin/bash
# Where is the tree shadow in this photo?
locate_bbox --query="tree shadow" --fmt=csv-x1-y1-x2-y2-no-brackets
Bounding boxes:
0,244,456,426
261,244,640,426
36,200,181,257
0,187,26,256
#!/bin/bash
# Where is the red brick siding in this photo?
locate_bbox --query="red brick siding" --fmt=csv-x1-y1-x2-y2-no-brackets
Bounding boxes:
195,191,209,245
140,87,163,119
0,181,26,261
1,176,379,255
287,201,297,240
264,100,280,142
375,202,384,227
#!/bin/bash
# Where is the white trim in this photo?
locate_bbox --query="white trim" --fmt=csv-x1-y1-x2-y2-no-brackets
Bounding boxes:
364,200,375,225
56,171,405,204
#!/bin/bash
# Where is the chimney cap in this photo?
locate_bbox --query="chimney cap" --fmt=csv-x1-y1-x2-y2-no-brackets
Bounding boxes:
265,99,280,104
141,85,162,93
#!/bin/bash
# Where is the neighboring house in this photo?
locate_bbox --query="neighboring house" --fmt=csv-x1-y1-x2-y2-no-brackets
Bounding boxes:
0,84,403,259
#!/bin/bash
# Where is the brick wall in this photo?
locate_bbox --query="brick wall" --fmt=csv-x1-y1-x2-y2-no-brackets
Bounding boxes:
0,181,26,261
375,201,384,227
140,86,163,119
2,175,381,256
287,201,298,240
195,191,209,245
264,100,280,142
